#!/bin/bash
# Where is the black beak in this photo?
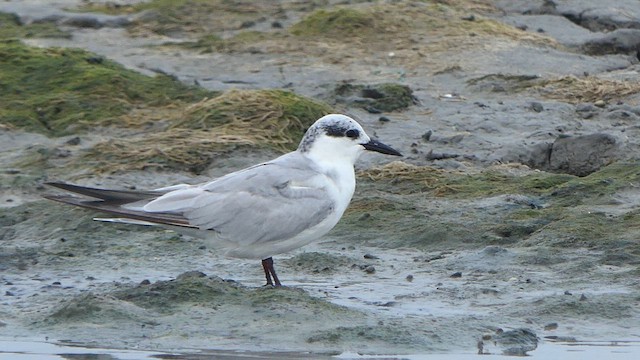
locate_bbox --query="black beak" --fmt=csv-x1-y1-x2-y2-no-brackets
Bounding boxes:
363,139,402,156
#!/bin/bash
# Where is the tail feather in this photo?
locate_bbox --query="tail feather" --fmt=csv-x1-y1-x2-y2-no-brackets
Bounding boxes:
45,182,162,205
44,194,194,228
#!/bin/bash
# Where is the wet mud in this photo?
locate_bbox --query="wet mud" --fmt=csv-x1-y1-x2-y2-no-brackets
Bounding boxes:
1,0,639,357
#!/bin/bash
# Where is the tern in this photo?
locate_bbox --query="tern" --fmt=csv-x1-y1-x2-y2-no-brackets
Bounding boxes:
45,114,402,286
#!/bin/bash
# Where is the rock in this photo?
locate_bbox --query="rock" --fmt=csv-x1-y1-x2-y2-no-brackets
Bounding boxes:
450,271,462,278
530,102,544,112
176,271,207,280
575,103,599,112
594,99,606,108
65,136,81,146
548,133,620,176
582,29,640,56
507,133,621,176
479,328,538,356
544,322,558,330
606,109,639,122
575,102,600,118
421,130,432,141
333,83,417,112
564,7,640,32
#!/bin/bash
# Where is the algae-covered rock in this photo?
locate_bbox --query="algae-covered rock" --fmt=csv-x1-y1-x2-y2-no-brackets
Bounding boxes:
76,0,280,36
334,83,417,113
112,273,244,312
0,40,211,136
290,8,376,39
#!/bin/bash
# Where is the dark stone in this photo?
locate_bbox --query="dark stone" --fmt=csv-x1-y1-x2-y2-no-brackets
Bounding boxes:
548,133,620,176
582,29,640,56
65,136,81,145
530,102,544,112
334,82,416,112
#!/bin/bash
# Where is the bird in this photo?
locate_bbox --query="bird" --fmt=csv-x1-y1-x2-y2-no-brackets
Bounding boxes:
44,114,402,286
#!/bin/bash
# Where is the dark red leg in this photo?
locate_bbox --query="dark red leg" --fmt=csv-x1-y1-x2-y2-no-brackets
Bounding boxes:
261,257,282,287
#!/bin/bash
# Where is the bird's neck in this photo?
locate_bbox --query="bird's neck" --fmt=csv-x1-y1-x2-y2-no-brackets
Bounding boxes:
305,151,356,205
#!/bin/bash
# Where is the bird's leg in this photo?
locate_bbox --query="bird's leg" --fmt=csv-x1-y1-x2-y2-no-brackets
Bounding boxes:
261,257,282,287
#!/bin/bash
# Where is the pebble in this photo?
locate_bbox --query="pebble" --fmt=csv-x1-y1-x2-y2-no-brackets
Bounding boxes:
579,293,587,301
364,106,382,114
363,265,376,274
594,100,606,108
378,116,391,122
530,102,544,112
544,322,558,330
65,136,81,145
422,130,432,141
363,253,379,260
450,271,462,278
406,274,414,282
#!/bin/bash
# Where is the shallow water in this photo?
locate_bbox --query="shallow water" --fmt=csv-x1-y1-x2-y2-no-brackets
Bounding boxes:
2,339,640,360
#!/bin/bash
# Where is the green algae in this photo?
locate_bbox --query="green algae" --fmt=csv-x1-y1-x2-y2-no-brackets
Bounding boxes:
290,8,375,38
0,12,70,40
112,273,244,313
359,162,574,197
47,293,159,325
345,162,640,260
0,40,211,136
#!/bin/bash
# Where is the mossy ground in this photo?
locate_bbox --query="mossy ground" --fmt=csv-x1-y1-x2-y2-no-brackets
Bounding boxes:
0,40,211,136
87,89,332,173
75,1,557,64
341,161,640,263
0,12,70,40
74,0,284,36
289,2,558,51
1,40,332,174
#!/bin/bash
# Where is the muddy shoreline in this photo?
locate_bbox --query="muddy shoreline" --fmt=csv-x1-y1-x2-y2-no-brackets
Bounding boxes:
1,0,639,357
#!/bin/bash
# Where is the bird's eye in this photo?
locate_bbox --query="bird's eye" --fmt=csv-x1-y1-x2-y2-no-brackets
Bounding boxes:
346,129,359,138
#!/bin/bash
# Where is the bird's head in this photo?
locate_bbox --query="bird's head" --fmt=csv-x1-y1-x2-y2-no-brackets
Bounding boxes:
298,114,402,164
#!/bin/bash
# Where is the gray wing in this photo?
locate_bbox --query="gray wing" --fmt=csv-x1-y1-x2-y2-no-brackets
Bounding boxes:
143,152,335,246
